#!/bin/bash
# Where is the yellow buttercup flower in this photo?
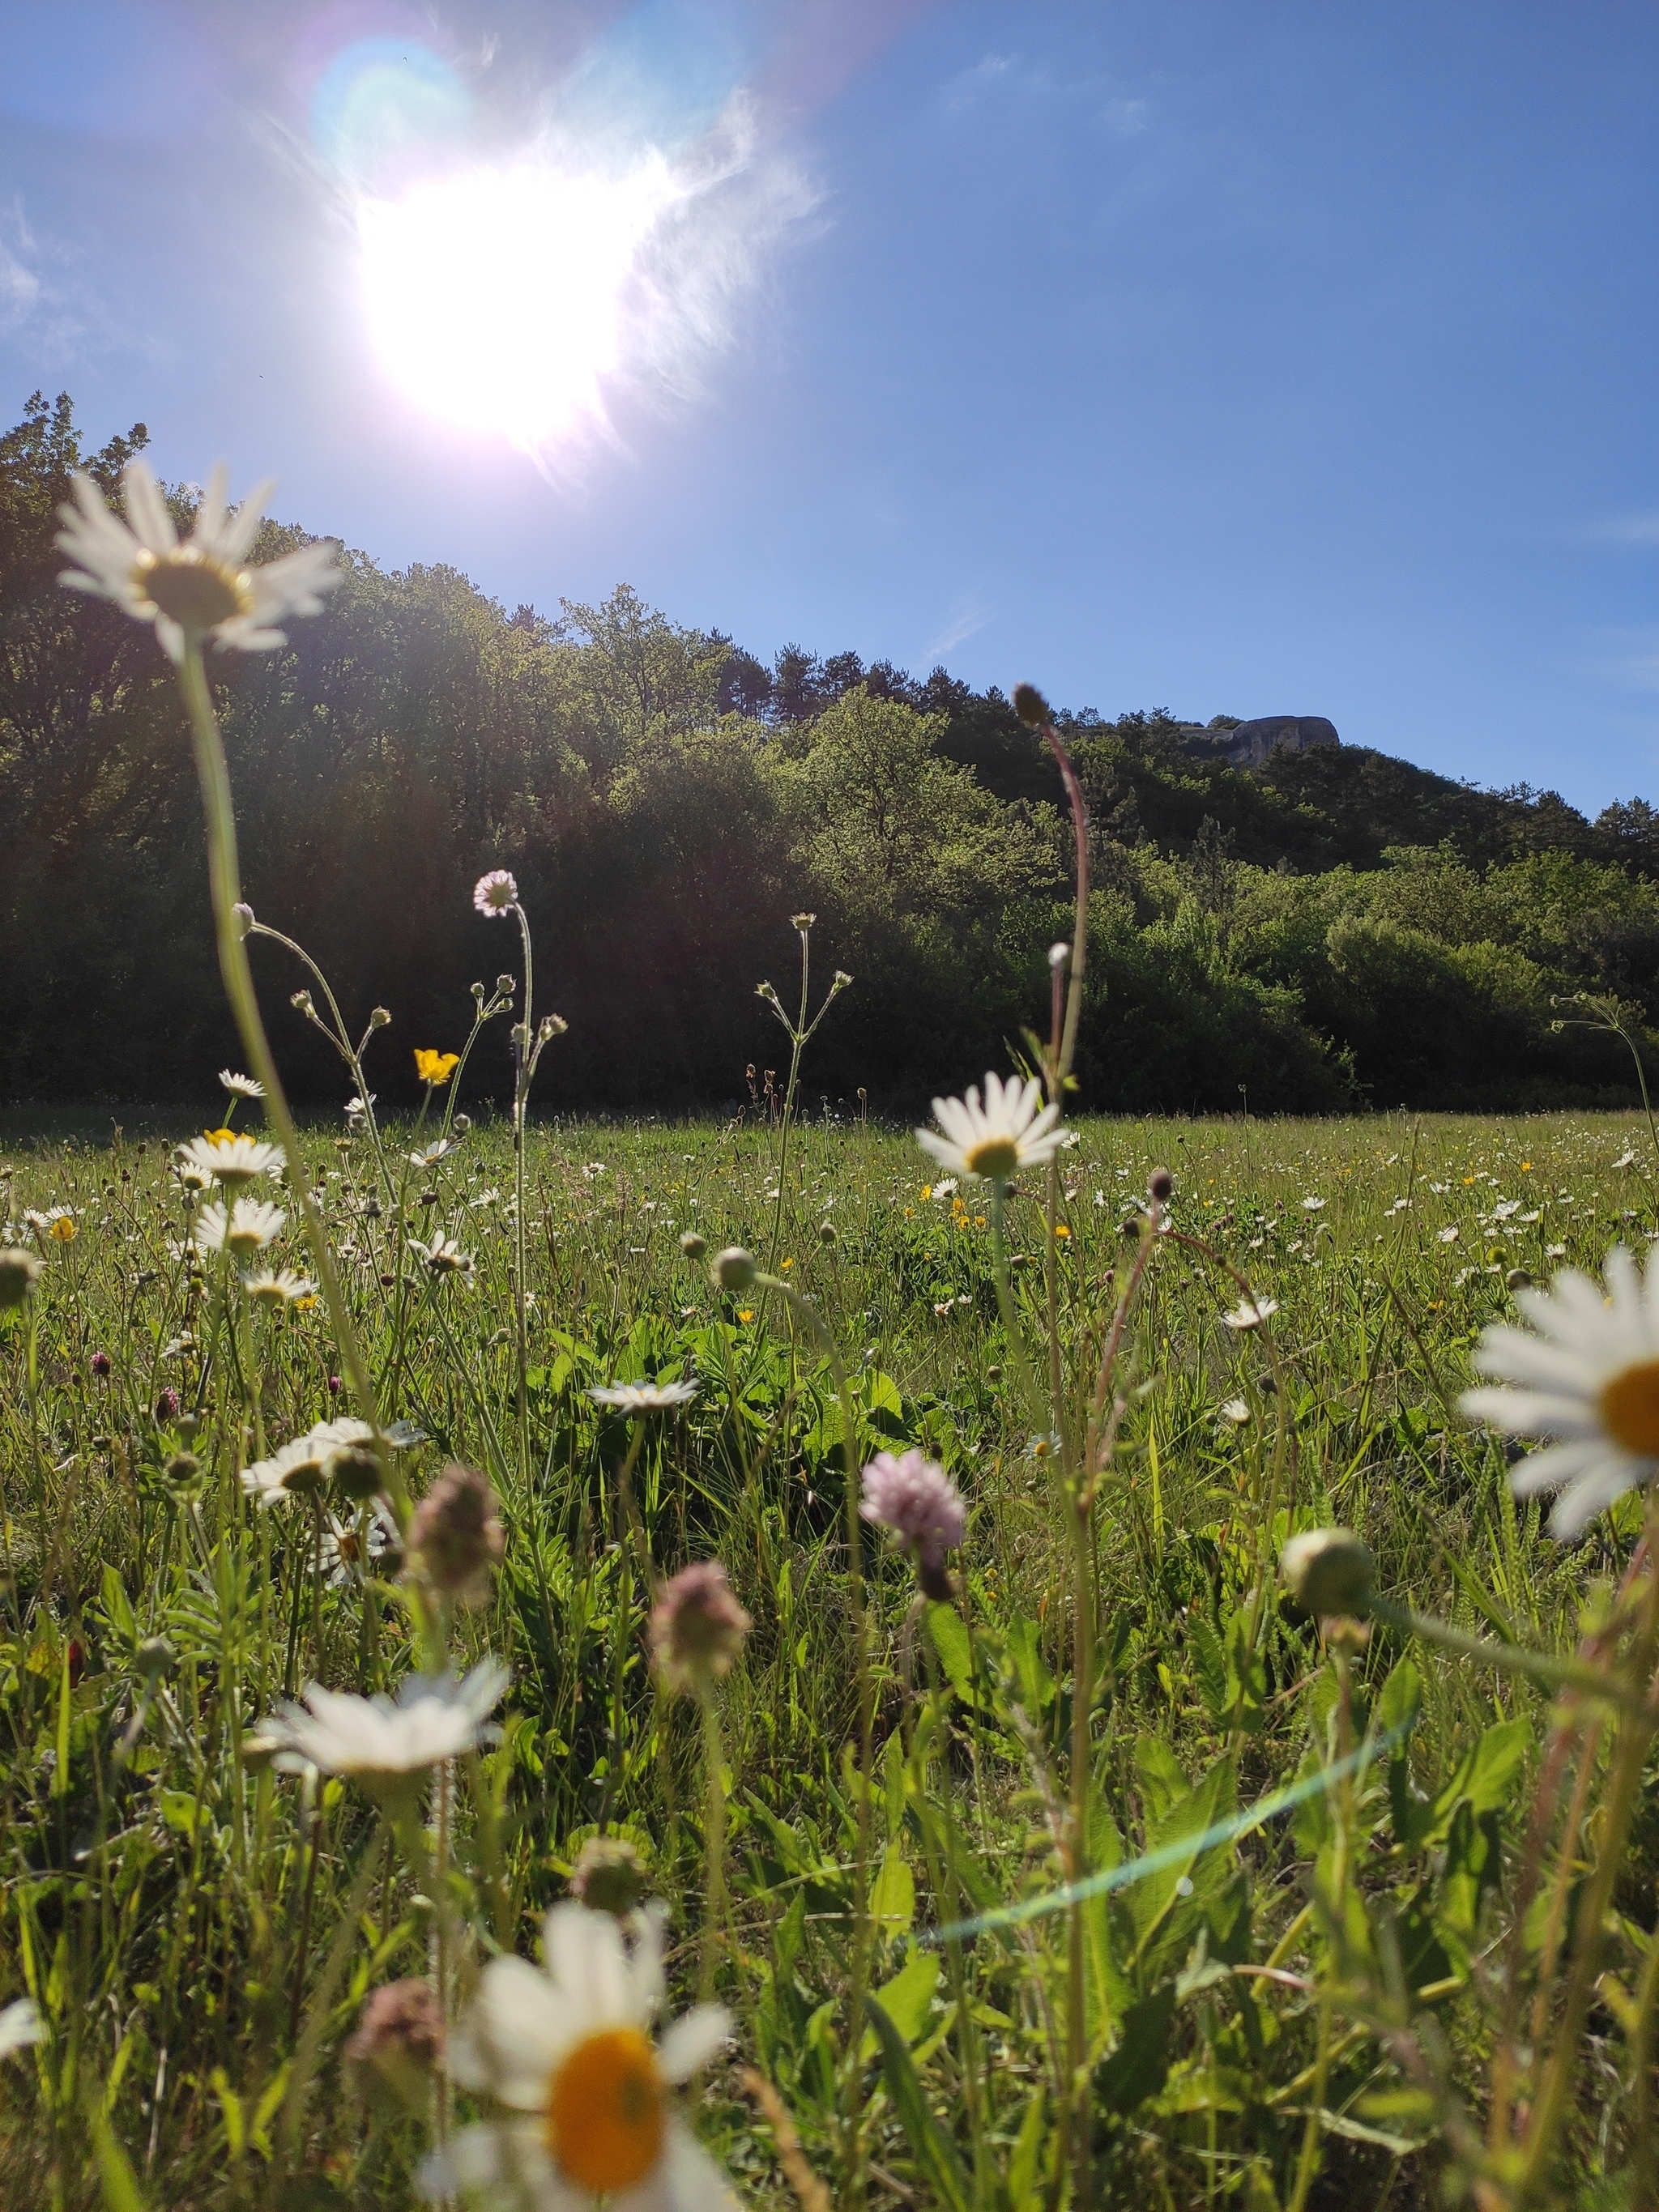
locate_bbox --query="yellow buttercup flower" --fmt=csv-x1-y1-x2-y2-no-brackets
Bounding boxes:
49,1217,77,1243
414,1049,461,1086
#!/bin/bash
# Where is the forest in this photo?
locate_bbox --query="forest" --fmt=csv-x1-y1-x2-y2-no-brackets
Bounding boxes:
6,387,1659,1117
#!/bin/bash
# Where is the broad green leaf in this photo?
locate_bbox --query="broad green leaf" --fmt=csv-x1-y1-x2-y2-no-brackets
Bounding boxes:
864,1993,968,2212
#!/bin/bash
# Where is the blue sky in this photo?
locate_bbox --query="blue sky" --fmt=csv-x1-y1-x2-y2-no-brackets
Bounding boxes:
2,0,1657,810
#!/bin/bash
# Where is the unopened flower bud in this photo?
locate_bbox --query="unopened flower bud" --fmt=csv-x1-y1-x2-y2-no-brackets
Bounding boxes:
832,970,853,991
291,990,316,1017
1280,1528,1375,1621
348,1980,444,2112
819,1221,837,1244
537,1013,567,1043
1049,941,1070,971
453,1114,471,1135
165,1451,202,1491
1505,1267,1533,1292
90,1349,112,1378
757,981,781,1004
231,901,255,938
471,981,486,1001
407,1463,504,1605
135,1635,175,1684
0,1248,45,1310
331,1442,383,1503
1013,682,1053,729
713,1247,757,1293
650,1560,751,1691
154,1387,181,1422
569,1835,649,1918
496,974,515,996
1149,1167,1175,1204
680,1230,707,1261
369,1007,391,1029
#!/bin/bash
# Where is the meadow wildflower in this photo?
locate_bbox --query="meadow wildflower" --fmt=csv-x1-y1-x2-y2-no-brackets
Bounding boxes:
0,1248,44,1308
474,869,518,917
348,1979,444,2110
414,1048,461,1085
407,1463,504,1603
650,1562,751,1692
434,1902,734,2211
569,1836,650,1919
55,459,339,661
588,1380,700,1414
257,1659,508,1802
412,1233,474,1281
1462,1246,1659,1537
0,1997,44,2061
219,1070,264,1099
90,1350,112,1378
243,1268,318,1306
1222,1296,1278,1331
918,1072,1068,1184
1280,1528,1376,1618
192,1196,284,1259
241,1430,335,1505
318,1509,394,1587
176,1132,284,1188
860,1448,966,1600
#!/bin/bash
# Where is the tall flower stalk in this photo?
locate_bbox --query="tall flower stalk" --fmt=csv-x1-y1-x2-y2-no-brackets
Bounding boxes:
755,913,851,1275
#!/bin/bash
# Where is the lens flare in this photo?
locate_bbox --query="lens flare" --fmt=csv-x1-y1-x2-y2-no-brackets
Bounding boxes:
358,156,683,450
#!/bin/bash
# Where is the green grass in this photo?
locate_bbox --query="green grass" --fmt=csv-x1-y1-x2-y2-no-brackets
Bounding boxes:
2,1102,1657,2210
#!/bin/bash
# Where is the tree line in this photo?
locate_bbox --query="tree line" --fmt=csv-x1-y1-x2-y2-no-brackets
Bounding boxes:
5,389,1658,1116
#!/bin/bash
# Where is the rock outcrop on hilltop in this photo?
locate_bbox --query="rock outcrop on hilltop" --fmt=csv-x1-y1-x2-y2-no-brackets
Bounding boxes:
1223,715,1341,768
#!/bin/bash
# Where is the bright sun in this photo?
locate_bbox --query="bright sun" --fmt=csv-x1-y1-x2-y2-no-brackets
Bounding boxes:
358,157,680,450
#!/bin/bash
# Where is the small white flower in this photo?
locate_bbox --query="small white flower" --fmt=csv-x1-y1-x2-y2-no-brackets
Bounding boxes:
474,869,518,917
412,1234,475,1281
931,1178,959,1200
241,1429,335,1506
193,1196,285,1259
57,460,339,663
918,1072,1068,1184
428,1901,736,2212
1438,1225,1460,1244
318,1507,395,1587
258,1660,508,1802
177,1133,284,1188
244,1268,318,1306
1462,1245,1659,1538
345,1093,377,1124
1219,1398,1251,1426
409,1139,458,1170
1614,1151,1639,1170
219,1070,265,1099
1301,1196,1325,1212
0,1997,44,2060
1222,1296,1278,1331
587,1380,700,1415
1493,1199,1521,1221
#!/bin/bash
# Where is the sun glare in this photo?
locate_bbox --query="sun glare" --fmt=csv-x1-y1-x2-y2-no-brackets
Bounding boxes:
358,157,681,451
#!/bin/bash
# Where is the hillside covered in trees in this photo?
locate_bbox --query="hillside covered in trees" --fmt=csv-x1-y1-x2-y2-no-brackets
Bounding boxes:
6,389,1659,1116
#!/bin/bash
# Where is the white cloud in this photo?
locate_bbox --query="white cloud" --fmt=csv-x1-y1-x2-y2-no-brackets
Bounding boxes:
1592,513,1659,548
925,601,991,658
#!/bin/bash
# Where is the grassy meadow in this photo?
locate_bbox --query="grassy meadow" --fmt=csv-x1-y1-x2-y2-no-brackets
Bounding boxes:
3,1098,1658,2210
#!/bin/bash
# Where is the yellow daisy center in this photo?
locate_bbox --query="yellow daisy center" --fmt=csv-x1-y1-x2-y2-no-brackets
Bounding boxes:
1599,1360,1659,1456
546,2027,664,2194
133,546,255,633
964,1136,1020,1181
228,1226,264,1255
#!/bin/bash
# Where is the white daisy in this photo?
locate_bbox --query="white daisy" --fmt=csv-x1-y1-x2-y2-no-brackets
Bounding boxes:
193,1196,285,1260
1462,1246,1659,1539
256,1660,508,1803
917,1072,1068,1185
1222,1296,1278,1331
318,1507,395,1587
412,1234,474,1281
244,1268,318,1306
56,460,339,663
219,1070,265,1099
428,1901,735,2212
0,1997,43,2061
241,1430,335,1506
587,1380,700,1415
177,1133,284,1189
409,1139,459,1170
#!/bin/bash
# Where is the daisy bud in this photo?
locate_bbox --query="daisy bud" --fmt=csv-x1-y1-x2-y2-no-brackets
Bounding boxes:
369,1007,391,1029
651,1561,752,1692
331,1443,384,1503
569,1834,649,1919
0,1248,45,1310
1280,1529,1375,1621
231,901,255,937
407,1463,505,1605
1149,1167,1175,1203
680,1230,707,1260
713,1246,757,1293
1013,682,1053,728
348,1979,444,2112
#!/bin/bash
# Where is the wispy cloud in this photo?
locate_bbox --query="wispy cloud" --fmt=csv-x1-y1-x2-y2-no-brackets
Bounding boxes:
925,600,991,658
1577,626,1659,692
0,198,97,364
